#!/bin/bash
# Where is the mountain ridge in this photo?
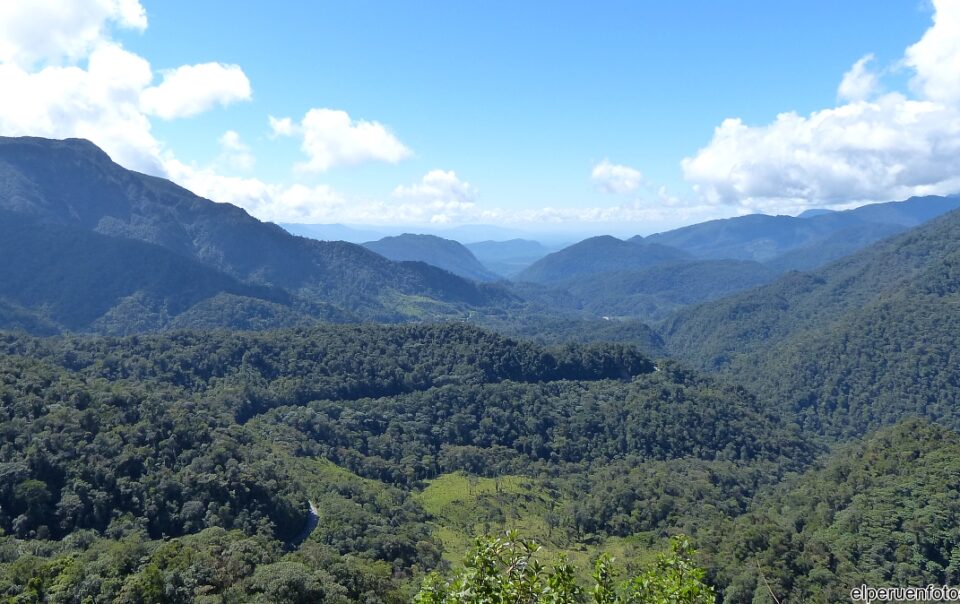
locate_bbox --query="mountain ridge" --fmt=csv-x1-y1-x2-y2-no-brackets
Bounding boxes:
646,194,960,263
0,136,514,326
362,233,499,282
515,235,692,284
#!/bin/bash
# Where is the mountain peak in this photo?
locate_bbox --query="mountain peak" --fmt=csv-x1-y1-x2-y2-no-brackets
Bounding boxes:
0,136,511,330
363,233,499,282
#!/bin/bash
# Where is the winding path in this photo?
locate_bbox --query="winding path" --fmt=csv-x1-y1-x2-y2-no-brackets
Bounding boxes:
288,500,320,549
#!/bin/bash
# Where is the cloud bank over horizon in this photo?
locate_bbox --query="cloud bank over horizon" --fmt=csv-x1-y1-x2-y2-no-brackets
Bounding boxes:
682,0,960,216
0,0,956,229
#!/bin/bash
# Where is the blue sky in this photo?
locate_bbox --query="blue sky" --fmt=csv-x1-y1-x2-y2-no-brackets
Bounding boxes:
1,1,956,235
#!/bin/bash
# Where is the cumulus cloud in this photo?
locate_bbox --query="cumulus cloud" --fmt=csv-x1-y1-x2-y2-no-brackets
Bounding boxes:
904,0,960,104
683,0,960,213
0,43,163,173
217,130,254,171
394,170,477,203
391,170,479,224
0,0,146,67
591,160,643,194
268,115,296,137
0,0,250,175
165,157,348,223
166,155,708,228
838,54,879,102
141,63,251,120
272,108,412,172
167,158,468,225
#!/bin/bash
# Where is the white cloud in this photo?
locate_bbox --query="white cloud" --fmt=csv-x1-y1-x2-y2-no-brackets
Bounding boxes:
394,170,477,203
268,115,296,137
905,0,960,105
838,54,879,102
683,0,960,213
275,108,411,172
0,1,253,177
217,130,254,171
170,157,716,230
165,157,348,223
219,130,245,151
591,160,643,194
391,170,478,224
0,43,162,173
0,0,146,67
141,63,251,120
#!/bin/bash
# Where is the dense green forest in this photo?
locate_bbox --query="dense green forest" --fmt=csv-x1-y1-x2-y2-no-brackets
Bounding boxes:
664,207,960,371
663,206,960,440
0,324,815,602
1,304,958,602
705,420,960,603
3,315,957,602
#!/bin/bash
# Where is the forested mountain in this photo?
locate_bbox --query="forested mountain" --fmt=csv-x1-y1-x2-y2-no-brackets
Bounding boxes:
517,259,777,322
0,324,814,602
664,206,960,438
498,196,960,323
646,194,960,264
0,210,344,334
6,136,955,336
362,234,499,282
706,419,960,603
763,221,906,273
465,239,553,277
664,207,960,368
0,137,512,323
515,235,691,284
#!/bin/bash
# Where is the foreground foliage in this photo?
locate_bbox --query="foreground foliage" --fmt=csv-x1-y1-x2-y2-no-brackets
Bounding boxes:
415,533,714,603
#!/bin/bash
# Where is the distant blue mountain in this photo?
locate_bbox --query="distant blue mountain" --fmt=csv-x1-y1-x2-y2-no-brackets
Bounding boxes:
466,239,553,277
515,236,692,284
646,195,960,267
363,234,500,282
798,208,835,218
279,223,387,243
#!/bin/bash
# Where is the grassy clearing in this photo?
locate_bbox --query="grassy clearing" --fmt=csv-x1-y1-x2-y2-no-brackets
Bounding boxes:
415,472,659,575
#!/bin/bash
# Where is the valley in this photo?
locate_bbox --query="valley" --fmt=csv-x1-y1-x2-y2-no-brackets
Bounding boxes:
2,137,960,602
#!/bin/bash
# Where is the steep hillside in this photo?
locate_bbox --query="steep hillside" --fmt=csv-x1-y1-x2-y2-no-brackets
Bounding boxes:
708,420,960,603
664,208,960,438
0,136,511,321
0,210,339,333
515,235,691,284
526,259,777,321
363,234,499,281
764,221,907,273
664,208,960,369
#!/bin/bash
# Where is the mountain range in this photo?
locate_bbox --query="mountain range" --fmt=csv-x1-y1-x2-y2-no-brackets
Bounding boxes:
0,136,515,332
663,202,960,437
5,136,960,336
5,136,960,601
